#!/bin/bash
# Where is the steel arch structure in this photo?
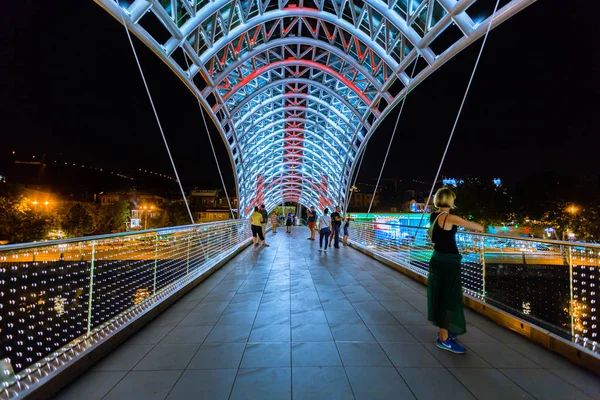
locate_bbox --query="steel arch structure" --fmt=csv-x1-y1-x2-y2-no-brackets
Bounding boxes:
95,0,535,215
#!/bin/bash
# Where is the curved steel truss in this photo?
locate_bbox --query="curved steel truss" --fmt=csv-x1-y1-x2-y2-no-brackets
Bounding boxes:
95,0,534,215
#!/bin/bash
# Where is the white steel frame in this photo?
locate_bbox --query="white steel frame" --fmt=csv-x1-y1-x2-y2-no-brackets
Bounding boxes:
94,0,535,215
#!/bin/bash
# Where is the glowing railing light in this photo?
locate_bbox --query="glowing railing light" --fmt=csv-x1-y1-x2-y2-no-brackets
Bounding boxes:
348,221,600,353
0,220,253,398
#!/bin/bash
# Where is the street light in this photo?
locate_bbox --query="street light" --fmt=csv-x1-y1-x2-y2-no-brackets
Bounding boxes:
564,205,578,241
141,205,154,230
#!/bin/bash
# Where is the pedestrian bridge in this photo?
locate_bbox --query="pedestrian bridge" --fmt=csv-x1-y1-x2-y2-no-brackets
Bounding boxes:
3,0,599,397
1,222,598,399
92,0,537,214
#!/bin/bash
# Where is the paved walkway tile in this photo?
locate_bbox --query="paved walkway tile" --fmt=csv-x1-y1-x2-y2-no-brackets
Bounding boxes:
500,369,594,400
160,326,212,344
54,371,127,400
398,367,476,400
345,367,415,400
380,342,443,368
249,323,291,342
103,370,182,400
166,369,237,400
292,367,353,400
134,344,199,370
230,368,291,400
55,227,600,399
336,342,392,367
92,344,154,371
240,343,291,368
187,343,245,369
292,323,333,342
548,368,600,399
292,342,342,367
450,369,533,400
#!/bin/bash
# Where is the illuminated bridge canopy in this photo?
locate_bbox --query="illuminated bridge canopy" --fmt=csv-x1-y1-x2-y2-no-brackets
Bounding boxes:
96,0,534,215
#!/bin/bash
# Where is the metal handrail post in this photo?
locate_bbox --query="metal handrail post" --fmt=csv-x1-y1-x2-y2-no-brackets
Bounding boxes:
186,228,191,275
153,232,158,295
480,236,486,298
568,245,575,338
86,240,96,335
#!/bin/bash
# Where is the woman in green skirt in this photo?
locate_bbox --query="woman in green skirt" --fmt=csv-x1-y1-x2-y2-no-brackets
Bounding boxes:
428,187,483,354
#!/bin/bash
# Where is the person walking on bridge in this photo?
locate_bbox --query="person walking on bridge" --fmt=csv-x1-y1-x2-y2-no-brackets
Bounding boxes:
260,204,268,238
270,212,279,233
250,206,269,247
428,187,483,354
286,211,294,233
317,208,332,252
330,206,343,249
307,206,317,240
342,215,353,245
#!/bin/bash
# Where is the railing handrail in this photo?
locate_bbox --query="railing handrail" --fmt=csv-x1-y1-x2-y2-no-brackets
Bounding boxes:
353,220,600,249
0,219,245,252
3,217,597,252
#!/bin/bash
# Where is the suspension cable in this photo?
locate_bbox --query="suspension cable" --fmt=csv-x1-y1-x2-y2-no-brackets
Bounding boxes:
180,56,236,220
119,12,194,224
343,139,368,214
366,55,421,215
417,0,502,231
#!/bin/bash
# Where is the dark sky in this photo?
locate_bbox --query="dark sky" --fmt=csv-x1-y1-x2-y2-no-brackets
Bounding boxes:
2,0,598,191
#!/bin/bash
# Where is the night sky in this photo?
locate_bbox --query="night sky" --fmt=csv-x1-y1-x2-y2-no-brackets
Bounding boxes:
2,0,598,192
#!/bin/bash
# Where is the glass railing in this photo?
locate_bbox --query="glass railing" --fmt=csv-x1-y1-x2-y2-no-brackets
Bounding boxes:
349,221,599,353
0,220,252,396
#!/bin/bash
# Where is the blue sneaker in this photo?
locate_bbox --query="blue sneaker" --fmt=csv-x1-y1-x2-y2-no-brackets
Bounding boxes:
437,332,458,342
436,338,466,354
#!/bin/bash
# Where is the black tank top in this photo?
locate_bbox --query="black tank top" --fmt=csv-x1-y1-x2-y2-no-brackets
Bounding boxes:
430,212,459,254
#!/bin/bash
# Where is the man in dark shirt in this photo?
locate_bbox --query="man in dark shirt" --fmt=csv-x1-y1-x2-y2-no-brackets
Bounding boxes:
307,206,317,240
330,206,342,248
260,204,268,237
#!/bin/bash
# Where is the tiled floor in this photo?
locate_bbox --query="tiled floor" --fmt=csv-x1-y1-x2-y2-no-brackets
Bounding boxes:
55,227,599,400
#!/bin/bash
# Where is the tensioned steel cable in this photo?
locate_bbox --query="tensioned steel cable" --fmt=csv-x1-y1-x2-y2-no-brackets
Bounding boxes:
119,12,194,224
365,54,421,215
181,55,236,220
416,0,502,233
343,142,367,215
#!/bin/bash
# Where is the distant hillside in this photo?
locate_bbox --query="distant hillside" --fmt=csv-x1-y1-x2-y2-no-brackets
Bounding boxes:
0,157,179,197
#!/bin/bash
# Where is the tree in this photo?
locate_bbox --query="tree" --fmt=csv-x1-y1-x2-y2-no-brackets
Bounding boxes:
0,196,57,243
98,200,130,233
162,201,192,227
62,203,95,237
543,200,600,243
452,176,512,228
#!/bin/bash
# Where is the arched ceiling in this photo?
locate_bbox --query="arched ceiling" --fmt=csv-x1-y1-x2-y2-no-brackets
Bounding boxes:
95,0,535,215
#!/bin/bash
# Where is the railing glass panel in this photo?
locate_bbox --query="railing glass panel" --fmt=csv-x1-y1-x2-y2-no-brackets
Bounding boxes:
0,220,251,397
349,221,599,352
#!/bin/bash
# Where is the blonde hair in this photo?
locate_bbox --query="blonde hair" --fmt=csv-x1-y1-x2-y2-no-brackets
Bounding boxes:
434,187,456,208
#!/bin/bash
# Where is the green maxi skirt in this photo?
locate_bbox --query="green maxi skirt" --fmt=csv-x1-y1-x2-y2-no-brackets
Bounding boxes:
427,251,466,335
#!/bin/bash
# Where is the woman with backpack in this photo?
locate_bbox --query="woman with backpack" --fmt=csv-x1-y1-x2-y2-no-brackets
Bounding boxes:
428,187,483,354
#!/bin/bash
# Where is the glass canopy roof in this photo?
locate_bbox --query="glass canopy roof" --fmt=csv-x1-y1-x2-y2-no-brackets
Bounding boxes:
96,0,534,215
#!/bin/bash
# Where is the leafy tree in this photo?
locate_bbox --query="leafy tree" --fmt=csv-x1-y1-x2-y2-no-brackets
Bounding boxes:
62,203,95,237
452,176,512,228
163,201,192,227
542,200,600,243
0,196,57,243
98,200,130,233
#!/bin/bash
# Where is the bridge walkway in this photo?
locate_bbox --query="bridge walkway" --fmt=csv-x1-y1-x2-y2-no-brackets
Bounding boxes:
55,228,599,399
